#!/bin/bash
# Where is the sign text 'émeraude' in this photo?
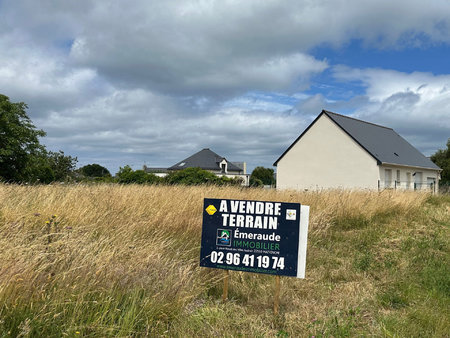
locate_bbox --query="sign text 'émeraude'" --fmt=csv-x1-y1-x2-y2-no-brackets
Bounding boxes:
200,198,309,278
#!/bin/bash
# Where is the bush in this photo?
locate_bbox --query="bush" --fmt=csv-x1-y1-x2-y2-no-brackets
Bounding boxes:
116,166,161,184
164,167,242,186
249,177,263,187
164,167,218,185
215,175,244,186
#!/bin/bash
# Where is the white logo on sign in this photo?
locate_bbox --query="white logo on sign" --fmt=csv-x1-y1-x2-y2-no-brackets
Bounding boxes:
286,209,296,220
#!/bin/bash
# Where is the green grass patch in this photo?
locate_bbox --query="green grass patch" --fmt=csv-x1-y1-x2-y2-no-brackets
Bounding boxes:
426,193,450,206
378,287,409,309
353,251,373,272
332,214,370,231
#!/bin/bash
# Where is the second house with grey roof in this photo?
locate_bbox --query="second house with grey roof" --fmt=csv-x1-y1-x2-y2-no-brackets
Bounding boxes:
274,110,441,191
144,148,250,185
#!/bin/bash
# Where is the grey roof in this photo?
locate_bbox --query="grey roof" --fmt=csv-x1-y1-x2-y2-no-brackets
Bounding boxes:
274,110,440,170
231,161,245,171
168,148,243,172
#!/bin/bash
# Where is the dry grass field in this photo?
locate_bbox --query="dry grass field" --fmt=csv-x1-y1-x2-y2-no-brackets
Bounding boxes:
0,184,449,337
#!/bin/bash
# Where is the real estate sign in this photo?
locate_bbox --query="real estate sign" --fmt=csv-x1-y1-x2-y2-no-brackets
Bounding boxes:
200,198,309,278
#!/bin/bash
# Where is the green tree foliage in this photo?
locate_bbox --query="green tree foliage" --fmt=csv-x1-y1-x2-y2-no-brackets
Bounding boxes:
116,165,160,184
24,153,55,184
80,163,111,178
47,150,78,181
24,150,77,183
0,94,46,182
249,177,263,187
164,167,242,186
0,94,78,183
250,166,275,186
431,138,450,184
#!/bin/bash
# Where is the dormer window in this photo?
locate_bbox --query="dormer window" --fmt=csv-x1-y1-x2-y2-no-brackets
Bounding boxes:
219,159,228,173
179,162,185,167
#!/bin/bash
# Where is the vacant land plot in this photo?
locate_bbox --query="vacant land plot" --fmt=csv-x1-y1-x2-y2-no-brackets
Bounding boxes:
0,184,448,337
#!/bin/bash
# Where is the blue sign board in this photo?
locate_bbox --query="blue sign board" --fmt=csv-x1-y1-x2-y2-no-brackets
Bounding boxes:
200,198,308,277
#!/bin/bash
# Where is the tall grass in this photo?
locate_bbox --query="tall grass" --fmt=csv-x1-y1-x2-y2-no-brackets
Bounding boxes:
0,184,448,336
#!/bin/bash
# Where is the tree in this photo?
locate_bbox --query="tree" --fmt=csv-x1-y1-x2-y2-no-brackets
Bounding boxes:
24,153,55,184
16,149,77,183
47,150,78,181
250,166,275,186
431,138,450,184
0,94,79,183
79,163,111,178
0,94,46,182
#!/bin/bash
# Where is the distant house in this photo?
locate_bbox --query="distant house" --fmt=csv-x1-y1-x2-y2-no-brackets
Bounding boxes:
274,110,441,191
142,167,168,178
144,148,249,185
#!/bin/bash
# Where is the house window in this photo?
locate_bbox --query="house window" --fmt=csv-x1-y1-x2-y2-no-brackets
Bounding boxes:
385,169,392,188
427,177,436,192
219,159,228,174
396,170,401,188
406,172,411,190
414,172,423,190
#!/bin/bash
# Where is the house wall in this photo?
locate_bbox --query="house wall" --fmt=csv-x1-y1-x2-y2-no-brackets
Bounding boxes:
276,114,380,190
379,165,440,192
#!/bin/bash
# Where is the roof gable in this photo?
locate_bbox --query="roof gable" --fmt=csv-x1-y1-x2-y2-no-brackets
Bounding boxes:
168,148,242,172
274,110,440,170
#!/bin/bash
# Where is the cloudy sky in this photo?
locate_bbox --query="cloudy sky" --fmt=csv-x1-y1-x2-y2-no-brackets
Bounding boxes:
1,0,449,174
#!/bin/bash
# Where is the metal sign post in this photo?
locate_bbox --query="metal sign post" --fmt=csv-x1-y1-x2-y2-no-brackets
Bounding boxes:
274,275,280,315
222,270,229,301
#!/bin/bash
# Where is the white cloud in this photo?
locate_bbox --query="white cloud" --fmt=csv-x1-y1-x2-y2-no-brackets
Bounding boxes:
0,0,449,172
0,33,109,116
66,0,449,95
333,66,450,101
330,66,450,154
36,88,305,173
4,0,449,95
178,53,327,94
224,96,294,113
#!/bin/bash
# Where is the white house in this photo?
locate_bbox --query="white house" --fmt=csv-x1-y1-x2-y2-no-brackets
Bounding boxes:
274,110,441,191
145,148,250,185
